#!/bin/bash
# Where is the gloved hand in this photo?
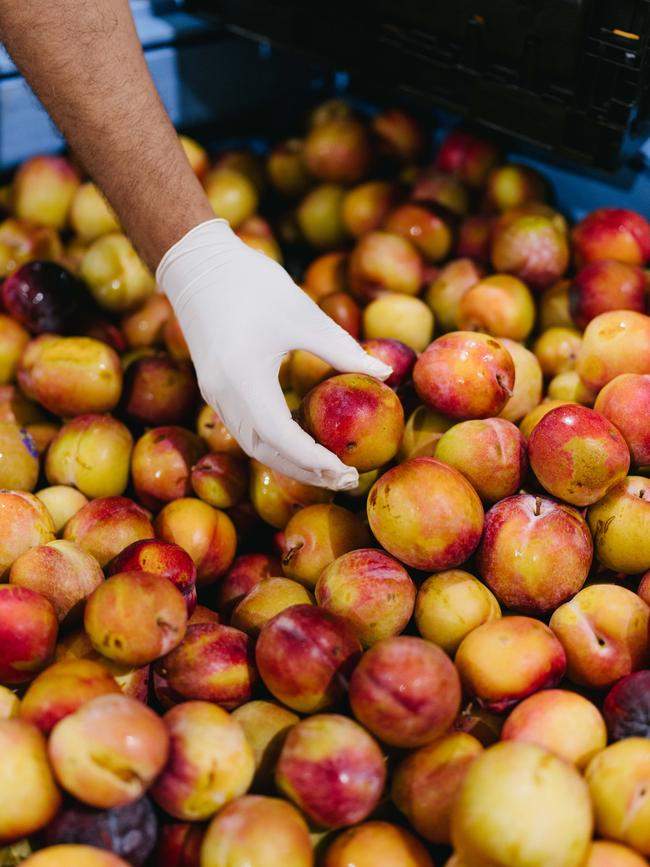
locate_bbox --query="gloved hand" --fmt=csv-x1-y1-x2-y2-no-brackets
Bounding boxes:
156,219,392,491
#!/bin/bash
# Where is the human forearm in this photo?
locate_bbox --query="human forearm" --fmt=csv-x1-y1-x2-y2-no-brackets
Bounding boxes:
0,0,213,269
0,1,395,490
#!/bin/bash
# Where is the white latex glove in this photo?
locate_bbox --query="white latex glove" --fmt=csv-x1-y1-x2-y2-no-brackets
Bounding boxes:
156,219,392,491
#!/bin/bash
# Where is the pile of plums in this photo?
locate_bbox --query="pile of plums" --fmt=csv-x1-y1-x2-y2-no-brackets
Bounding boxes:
1,98,650,867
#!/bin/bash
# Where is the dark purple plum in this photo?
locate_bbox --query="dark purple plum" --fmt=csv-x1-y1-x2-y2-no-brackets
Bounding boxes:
2,261,91,334
603,670,650,741
42,796,157,865
361,338,417,389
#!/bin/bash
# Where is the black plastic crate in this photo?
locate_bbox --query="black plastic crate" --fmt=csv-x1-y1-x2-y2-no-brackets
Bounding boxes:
187,0,650,170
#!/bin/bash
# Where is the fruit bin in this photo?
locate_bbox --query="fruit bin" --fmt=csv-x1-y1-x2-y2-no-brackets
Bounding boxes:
193,0,650,170
2,2,650,866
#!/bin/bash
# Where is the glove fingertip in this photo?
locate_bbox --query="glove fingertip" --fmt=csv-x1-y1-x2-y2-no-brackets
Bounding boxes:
331,467,361,491
362,358,394,380
333,342,394,380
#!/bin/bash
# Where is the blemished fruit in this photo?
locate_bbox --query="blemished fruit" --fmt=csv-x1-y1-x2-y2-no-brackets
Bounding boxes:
576,310,650,392
367,457,484,571
527,404,630,506
48,694,170,809
19,334,123,417
587,476,650,574
300,373,404,471
414,331,515,420
6,105,650,864
84,571,187,666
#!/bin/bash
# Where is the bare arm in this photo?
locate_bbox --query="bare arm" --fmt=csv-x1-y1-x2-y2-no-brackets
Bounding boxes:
0,1,393,490
0,0,214,269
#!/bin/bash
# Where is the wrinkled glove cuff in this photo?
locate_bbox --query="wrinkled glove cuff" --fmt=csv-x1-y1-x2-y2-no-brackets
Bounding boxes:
155,218,233,307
